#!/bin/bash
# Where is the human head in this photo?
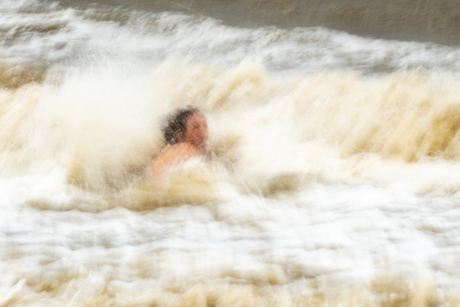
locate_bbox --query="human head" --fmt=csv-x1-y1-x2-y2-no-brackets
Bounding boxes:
162,106,208,150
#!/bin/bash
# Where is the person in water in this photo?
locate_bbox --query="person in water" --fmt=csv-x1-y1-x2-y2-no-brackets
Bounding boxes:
149,106,208,179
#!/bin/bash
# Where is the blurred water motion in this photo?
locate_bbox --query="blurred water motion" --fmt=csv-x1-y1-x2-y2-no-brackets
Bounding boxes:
1,0,460,305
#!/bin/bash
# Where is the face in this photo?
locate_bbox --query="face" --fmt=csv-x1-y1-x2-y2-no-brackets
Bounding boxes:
180,112,208,150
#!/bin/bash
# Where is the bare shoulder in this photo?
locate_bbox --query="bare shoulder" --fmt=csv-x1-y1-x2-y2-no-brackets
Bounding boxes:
158,143,201,162
174,142,202,158
148,143,202,179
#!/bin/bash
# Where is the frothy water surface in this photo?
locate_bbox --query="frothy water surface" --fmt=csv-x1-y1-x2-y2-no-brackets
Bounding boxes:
2,0,460,305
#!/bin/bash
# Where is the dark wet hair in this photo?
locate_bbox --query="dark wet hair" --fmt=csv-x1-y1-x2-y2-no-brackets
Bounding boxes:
162,106,200,145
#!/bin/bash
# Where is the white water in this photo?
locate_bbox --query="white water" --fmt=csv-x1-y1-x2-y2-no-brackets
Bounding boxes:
1,0,460,305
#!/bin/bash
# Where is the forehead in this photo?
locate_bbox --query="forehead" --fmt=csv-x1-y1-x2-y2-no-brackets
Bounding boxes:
186,113,206,124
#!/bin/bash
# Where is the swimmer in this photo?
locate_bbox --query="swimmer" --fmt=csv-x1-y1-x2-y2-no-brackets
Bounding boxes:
148,106,208,179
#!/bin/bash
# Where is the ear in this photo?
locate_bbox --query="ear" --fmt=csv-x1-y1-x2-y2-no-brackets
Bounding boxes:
176,130,186,142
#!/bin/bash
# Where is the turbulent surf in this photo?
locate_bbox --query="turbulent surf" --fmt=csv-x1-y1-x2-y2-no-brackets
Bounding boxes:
1,0,460,305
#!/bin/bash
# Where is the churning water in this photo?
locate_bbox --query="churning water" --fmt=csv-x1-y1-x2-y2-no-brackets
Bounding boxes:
1,0,460,305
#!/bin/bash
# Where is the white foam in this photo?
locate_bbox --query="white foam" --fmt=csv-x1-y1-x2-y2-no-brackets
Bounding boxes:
2,4,460,76
2,1,460,304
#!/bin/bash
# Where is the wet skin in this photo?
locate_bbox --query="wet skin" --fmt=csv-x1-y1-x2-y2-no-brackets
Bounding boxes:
149,112,208,179
177,113,208,151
